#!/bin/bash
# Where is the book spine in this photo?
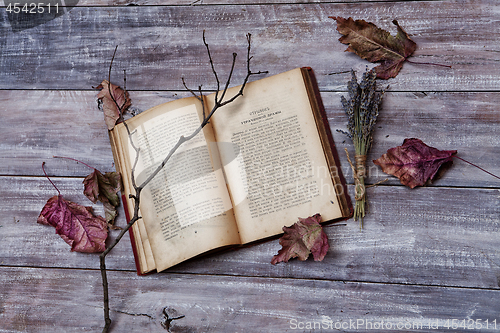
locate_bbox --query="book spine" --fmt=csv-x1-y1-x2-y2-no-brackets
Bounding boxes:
303,67,354,218
109,130,147,275
121,195,146,276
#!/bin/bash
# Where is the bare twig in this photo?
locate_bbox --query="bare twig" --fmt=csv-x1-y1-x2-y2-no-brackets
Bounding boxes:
160,307,185,331
99,33,266,333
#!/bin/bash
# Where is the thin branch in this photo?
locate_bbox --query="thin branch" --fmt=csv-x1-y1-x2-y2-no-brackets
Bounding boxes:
161,307,185,331
182,77,203,103
100,44,138,333
99,33,266,333
199,85,206,120
203,30,221,102
217,53,237,104
137,135,190,190
125,126,141,191
107,46,130,125
182,78,206,119
141,33,266,192
216,34,267,108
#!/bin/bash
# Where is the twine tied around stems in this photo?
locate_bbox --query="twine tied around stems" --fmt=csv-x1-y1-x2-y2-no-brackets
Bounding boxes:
345,148,366,201
354,154,367,200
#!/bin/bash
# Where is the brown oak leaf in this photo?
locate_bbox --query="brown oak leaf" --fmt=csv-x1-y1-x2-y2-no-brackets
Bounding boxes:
83,169,122,224
330,17,417,79
96,80,130,130
373,138,457,188
271,214,329,265
38,195,108,253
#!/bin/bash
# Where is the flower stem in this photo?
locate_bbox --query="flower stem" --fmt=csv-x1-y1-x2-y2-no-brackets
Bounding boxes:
53,156,95,170
454,156,500,180
41,162,60,195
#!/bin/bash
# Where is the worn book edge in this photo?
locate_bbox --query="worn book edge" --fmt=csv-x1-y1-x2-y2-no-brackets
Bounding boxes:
110,67,352,275
302,67,353,219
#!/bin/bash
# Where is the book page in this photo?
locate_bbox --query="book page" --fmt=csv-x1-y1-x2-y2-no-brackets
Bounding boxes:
113,97,240,272
209,68,343,243
110,127,155,274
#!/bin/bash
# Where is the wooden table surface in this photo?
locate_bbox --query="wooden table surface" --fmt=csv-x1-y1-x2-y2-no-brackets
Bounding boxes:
1,0,500,332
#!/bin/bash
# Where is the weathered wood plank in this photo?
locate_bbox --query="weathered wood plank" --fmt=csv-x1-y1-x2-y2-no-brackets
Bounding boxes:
0,175,136,271
1,266,499,332
1,2,500,91
0,0,461,8
167,185,500,290
66,0,433,5
0,90,188,177
334,90,500,188
2,90,498,189
3,176,499,289
1,2,498,332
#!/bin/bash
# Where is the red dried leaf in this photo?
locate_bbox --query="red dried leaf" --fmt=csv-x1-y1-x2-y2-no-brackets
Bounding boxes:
83,170,121,205
83,170,100,203
37,195,108,253
330,17,417,79
96,80,130,130
83,169,121,224
271,214,329,265
373,138,457,188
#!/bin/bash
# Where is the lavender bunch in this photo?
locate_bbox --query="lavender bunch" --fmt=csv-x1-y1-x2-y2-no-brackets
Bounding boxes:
339,68,384,224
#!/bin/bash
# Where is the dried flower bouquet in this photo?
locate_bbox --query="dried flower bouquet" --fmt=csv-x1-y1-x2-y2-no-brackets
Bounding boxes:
339,68,384,225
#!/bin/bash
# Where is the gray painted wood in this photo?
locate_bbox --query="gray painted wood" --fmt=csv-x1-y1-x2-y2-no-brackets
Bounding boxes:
2,266,500,332
68,0,432,5
0,90,188,177
2,176,499,290
1,90,498,188
0,176,137,271
1,1,499,91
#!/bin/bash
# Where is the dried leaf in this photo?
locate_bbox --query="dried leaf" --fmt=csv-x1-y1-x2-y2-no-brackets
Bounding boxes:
96,80,130,130
271,214,329,265
37,195,108,253
83,170,121,206
83,169,121,224
102,199,119,227
330,17,417,79
373,138,457,188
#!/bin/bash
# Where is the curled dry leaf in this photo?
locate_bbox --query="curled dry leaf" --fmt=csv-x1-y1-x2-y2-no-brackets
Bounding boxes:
38,195,108,253
271,214,329,265
83,169,122,224
96,80,131,130
373,138,457,188
330,17,417,79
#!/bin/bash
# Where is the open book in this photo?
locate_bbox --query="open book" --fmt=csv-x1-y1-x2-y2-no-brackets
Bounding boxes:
110,67,352,274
